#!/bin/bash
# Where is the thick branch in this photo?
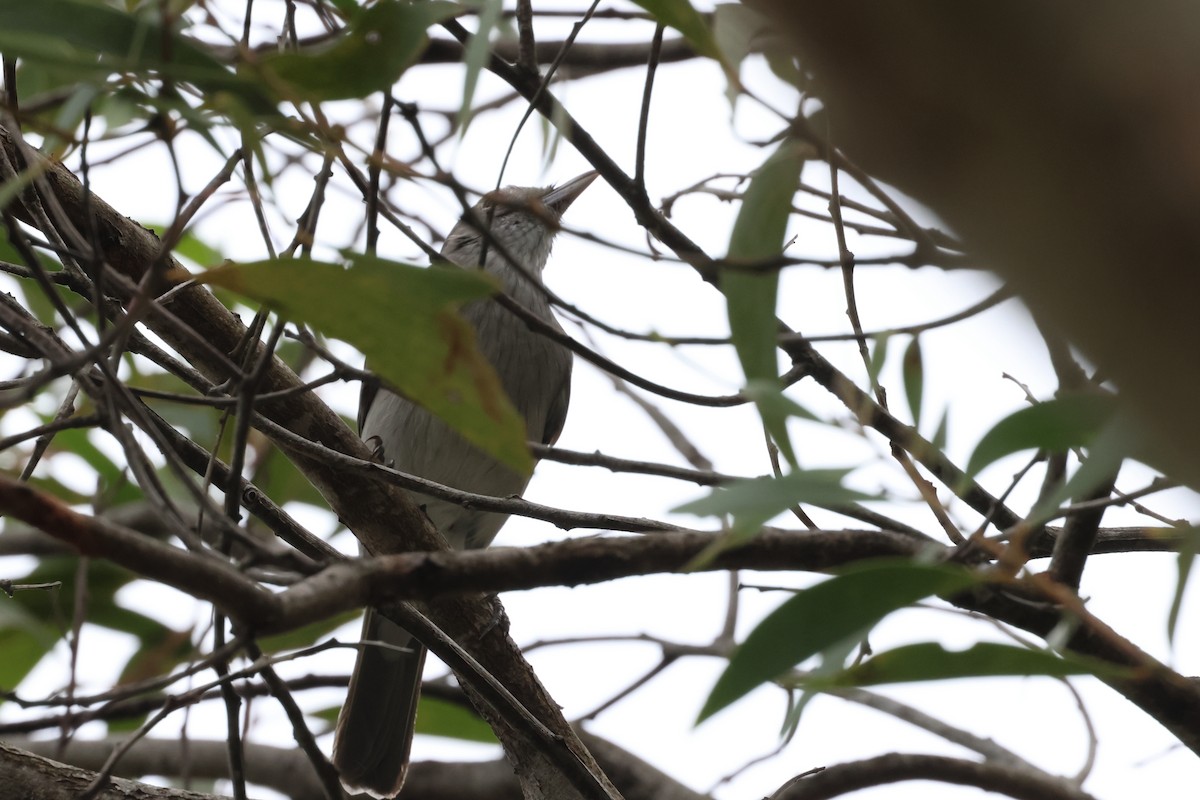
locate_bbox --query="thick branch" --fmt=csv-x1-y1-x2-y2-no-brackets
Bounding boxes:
953,585,1200,757
0,477,279,621
11,733,710,800
0,471,923,630
1048,475,1118,590
0,740,222,800
5,469,1199,760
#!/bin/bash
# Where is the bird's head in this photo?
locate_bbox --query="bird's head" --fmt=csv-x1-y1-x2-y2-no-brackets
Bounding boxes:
442,170,598,276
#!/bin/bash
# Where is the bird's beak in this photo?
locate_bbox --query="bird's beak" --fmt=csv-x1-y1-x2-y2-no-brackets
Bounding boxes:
542,170,599,215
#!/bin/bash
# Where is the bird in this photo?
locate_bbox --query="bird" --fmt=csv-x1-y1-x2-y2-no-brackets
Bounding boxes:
332,170,597,798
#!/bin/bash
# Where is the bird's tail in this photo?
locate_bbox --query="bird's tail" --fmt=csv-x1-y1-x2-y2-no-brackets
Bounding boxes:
333,609,426,798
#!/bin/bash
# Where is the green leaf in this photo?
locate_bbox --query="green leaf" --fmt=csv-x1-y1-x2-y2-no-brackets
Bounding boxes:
250,446,334,515
1169,528,1200,645
724,139,808,466
712,4,767,69
26,474,89,507
725,140,805,373
0,599,61,693
711,3,803,99
780,634,858,740
458,0,503,134
1027,418,1132,526
741,380,821,423
0,230,64,325
325,0,361,15
711,3,764,103
761,41,803,90
51,424,141,506
675,468,875,535
414,696,499,743
196,255,533,474
698,560,977,721
0,0,272,112
0,158,48,213
83,599,168,641
676,468,876,569
0,558,148,692
674,390,833,565
313,693,499,743
50,428,126,492
131,372,224,450
312,704,341,727
712,3,800,90
866,331,889,390
930,406,950,453
807,642,1127,688
630,0,721,61
118,624,197,685
965,393,1118,478
259,610,360,654
44,85,102,157
902,336,924,429
146,223,224,269
261,1,459,102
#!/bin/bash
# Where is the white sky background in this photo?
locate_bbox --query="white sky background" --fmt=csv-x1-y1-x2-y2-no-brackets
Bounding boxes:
2,1,1200,799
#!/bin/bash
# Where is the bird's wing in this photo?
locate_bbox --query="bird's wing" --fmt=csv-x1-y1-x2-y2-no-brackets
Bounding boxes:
541,368,572,446
357,373,379,434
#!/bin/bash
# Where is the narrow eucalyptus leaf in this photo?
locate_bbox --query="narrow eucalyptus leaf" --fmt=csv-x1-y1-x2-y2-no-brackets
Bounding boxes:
724,139,809,466
699,561,977,721
458,0,504,135
903,336,924,429
965,393,1118,478
1169,533,1199,645
809,642,1128,688
630,0,722,60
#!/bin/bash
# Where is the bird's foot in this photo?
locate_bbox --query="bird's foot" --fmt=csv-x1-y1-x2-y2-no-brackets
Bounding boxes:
363,434,393,466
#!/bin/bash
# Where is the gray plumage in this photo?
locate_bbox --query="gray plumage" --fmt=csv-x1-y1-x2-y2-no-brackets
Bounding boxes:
333,171,596,798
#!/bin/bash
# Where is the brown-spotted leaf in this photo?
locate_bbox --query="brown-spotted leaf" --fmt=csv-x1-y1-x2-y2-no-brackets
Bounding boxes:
198,255,532,474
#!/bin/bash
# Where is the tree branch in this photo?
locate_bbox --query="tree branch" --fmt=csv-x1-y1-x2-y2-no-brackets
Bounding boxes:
0,740,222,800
10,733,713,800
5,460,1199,764
771,753,1097,800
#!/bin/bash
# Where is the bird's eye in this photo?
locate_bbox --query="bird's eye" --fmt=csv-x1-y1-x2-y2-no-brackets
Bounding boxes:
474,199,512,224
